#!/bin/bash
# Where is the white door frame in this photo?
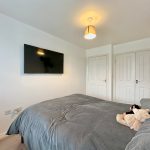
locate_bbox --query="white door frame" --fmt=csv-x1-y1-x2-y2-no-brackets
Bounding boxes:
135,49,150,104
113,52,136,103
86,54,109,100
113,49,150,103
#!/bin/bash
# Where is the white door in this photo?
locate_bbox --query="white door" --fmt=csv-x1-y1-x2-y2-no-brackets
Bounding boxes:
135,51,150,104
115,53,135,104
86,56,108,99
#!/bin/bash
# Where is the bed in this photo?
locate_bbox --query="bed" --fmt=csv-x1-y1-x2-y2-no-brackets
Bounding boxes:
7,94,135,150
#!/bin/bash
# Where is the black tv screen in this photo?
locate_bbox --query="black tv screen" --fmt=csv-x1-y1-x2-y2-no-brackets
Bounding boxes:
24,44,64,74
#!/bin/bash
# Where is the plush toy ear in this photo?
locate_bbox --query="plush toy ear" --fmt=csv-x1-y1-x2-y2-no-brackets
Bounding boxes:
133,108,139,114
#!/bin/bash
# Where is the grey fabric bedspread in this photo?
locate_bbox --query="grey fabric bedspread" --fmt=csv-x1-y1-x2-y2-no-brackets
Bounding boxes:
125,118,150,150
7,94,135,150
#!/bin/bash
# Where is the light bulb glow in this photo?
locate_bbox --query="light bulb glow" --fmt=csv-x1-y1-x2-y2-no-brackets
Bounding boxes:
84,33,96,40
37,49,45,56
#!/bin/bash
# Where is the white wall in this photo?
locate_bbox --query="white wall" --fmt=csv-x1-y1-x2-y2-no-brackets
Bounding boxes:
113,37,150,54
0,14,86,134
86,45,113,101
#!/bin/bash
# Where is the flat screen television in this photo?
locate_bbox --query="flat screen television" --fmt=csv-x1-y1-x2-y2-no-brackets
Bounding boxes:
24,44,64,74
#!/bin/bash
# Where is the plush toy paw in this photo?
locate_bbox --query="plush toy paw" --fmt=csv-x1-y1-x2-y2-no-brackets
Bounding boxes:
130,120,141,131
116,114,128,126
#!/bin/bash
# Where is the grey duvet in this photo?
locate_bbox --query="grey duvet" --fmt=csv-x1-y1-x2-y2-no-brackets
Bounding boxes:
7,94,135,150
125,119,150,150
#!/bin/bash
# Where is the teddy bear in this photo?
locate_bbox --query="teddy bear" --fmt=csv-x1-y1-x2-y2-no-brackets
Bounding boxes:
116,108,150,131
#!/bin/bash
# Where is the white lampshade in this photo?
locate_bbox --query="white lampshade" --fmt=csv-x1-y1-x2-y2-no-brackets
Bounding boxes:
84,25,96,40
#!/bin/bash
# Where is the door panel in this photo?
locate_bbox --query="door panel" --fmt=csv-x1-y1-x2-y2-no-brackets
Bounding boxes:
87,56,108,99
115,53,135,104
135,51,150,104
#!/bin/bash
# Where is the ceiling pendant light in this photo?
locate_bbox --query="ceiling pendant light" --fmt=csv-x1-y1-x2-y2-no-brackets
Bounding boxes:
84,25,96,40
84,17,96,40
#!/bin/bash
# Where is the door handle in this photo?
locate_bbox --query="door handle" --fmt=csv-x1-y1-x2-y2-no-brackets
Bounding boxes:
136,80,138,84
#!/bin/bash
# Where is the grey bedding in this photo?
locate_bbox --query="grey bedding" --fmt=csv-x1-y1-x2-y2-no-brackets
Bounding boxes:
125,119,150,150
7,94,135,150
140,98,150,109
125,98,150,150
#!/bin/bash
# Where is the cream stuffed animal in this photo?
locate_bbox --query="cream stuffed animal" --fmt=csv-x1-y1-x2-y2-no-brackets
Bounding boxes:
116,108,150,131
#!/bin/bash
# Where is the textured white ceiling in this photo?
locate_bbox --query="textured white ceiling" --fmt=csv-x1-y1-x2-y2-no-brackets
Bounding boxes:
0,0,150,49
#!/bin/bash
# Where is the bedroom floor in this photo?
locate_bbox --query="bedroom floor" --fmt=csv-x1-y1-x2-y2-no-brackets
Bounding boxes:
0,135,26,150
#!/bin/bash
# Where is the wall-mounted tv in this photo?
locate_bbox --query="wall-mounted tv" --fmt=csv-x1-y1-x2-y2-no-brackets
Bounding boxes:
24,44,64,74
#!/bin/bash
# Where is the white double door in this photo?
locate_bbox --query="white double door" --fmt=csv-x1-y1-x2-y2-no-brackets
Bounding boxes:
115,51,150,104
86,55,108,100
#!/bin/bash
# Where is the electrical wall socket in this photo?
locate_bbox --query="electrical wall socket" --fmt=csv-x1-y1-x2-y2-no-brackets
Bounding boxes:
4,107,23,116
4,110,12,115
11,107,23,119
13,107,22,114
